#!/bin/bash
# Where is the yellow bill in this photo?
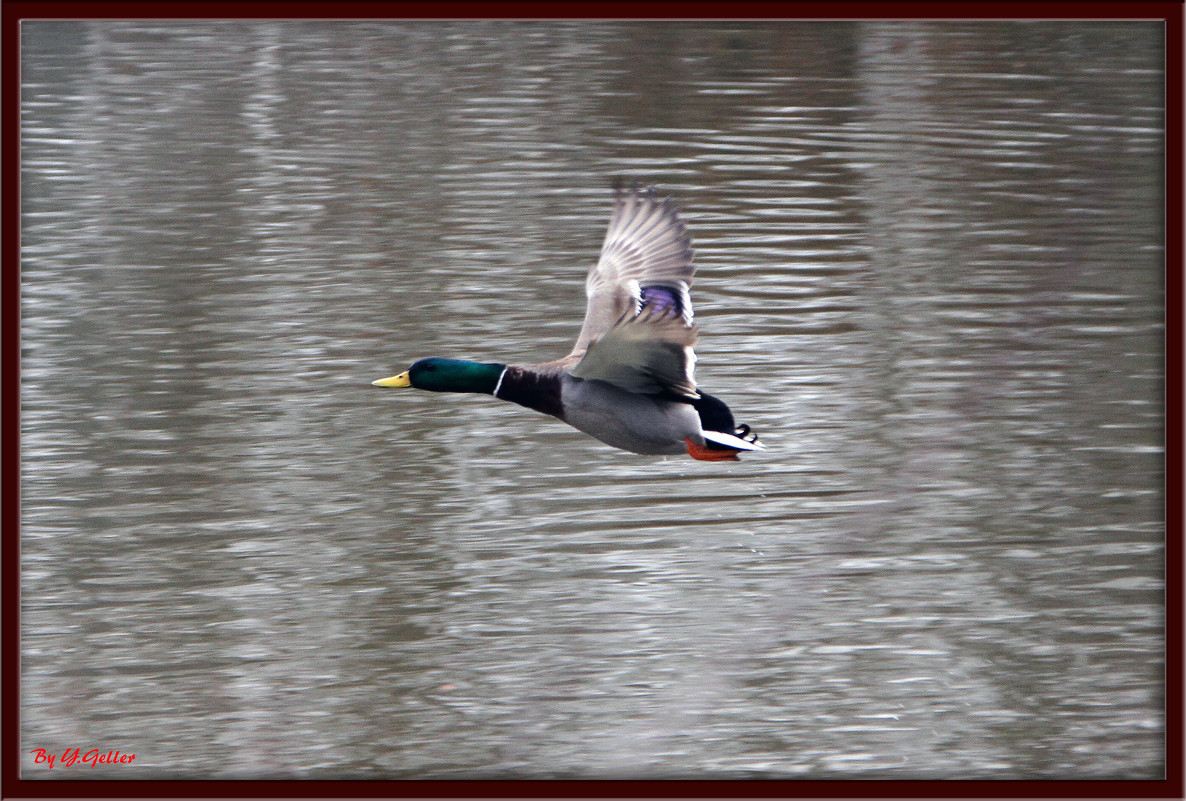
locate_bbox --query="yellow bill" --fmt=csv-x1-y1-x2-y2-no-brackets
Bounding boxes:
372,371,412,388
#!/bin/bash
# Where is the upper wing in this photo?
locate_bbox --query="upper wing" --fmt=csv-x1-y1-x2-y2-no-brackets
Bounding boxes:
563,183,696,365
568,306,699,398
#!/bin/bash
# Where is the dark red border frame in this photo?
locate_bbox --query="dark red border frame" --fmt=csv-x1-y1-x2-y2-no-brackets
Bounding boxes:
3,2,1181,799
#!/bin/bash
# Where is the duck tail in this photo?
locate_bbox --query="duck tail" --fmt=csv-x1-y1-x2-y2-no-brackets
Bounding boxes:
691,392,765,455
702,426,765,452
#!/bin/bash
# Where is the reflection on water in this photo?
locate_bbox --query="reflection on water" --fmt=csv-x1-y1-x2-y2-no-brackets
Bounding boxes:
22,21,1163,778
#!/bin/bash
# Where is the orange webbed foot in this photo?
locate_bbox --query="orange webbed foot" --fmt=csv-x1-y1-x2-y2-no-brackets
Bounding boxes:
684,438,741,462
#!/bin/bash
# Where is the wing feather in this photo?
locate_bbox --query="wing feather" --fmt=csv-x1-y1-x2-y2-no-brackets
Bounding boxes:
565,183,696,365
568,307,699,398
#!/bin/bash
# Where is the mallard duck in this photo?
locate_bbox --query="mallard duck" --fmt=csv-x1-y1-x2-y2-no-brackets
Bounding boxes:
373,184,764,462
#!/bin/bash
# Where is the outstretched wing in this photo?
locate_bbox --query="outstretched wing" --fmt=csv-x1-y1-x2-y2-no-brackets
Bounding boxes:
565,183,696,365
554,183,699,397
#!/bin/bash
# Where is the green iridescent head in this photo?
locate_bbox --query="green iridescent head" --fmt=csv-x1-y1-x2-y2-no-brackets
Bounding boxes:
373,358,505,394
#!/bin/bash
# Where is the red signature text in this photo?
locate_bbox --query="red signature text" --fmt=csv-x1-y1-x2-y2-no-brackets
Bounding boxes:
30,748,136,769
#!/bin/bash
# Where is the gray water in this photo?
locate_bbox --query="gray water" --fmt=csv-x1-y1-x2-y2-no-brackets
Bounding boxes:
21,21,1164,779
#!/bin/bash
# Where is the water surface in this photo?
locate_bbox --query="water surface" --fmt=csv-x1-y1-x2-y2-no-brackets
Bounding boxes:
21,21,1164,778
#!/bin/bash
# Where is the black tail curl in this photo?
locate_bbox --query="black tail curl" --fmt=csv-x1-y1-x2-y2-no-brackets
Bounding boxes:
732,423,761,445
690,392,761,451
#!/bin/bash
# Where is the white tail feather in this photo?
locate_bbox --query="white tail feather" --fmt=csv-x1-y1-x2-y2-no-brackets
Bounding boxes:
701,430,766,451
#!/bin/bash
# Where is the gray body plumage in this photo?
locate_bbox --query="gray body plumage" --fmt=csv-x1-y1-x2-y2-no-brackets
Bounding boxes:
558,374,700,455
